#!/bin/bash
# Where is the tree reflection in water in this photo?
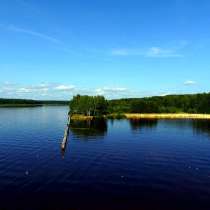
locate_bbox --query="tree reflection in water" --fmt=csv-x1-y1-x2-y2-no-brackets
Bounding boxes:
129,119,158,131
61,118,107,157
192,120,210,137
70,118,107,139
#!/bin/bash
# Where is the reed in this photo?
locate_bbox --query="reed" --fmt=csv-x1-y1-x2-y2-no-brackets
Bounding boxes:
70,113,210,121
70,114,93,120
124,113,210,119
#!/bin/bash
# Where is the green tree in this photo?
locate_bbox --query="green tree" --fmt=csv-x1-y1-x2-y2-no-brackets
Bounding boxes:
69,95,108,116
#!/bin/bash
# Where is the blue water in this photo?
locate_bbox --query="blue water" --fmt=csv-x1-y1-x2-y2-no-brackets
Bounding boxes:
0,106,210,210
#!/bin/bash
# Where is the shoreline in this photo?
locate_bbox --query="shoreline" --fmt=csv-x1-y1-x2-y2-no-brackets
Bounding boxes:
0,104,69,108
0,104,42,108
70,113,210,120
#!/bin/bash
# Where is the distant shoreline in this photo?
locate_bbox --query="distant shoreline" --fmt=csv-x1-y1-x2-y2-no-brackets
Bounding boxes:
0,104,68,108
0,98,69,108
71,113,210,120
0,104,42,108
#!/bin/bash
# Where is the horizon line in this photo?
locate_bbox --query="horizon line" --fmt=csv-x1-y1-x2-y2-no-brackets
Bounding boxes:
0,91,209,101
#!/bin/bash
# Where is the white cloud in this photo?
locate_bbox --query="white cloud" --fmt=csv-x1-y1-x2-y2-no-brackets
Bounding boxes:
17,88,32,93
184,80,197,86
95,88,105,95
95,87,128,97
158,92,171,97
54,85,75,91
111,48,142,56
16,84,50,93
0,83,157,99
0,82,186,100
0,82,76,100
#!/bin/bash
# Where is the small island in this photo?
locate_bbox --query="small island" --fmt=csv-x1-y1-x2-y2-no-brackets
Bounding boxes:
69,93,210,120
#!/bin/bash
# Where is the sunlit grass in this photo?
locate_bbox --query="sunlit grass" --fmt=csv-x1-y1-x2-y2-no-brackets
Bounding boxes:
70,114,93,120
70,113,210,120
125,113,210,119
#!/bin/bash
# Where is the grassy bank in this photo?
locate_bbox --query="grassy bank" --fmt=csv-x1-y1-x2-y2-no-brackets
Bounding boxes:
70,113,210,120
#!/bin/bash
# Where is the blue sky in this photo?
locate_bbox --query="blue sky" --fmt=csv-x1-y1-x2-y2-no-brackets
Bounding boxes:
0,0,210,99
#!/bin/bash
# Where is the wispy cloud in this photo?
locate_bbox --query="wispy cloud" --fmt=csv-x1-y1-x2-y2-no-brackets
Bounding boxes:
146,47,183,58
95,87,128,97
158,92,172,97
184,80,197,86
0,82,76,100
0,82,191,100
15,83,52,93
54,85,75,91
111,42,185,58
7,25,62,44
2,24,83,55
0,82,131,99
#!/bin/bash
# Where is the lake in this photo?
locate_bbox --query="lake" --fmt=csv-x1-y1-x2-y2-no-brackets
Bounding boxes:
0,106,210,210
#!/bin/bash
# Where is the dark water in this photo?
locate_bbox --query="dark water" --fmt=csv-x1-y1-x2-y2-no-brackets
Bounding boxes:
0,106,210,210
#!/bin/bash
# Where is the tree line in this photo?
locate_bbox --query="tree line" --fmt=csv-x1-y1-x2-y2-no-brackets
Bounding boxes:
1,92,210,114
0,98,69,106
108,93,210,114
69,93,210,115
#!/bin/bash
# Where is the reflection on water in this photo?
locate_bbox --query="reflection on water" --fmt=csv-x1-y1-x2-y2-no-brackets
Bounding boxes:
61,118,107,157
1,107,210,210
68,118,210,140
129,119,158,131
70,118,107,139
61,138,69,158
192,120,210,136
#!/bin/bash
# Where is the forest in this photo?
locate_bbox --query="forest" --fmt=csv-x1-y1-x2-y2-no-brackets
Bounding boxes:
108,93,210,114
69,93,210,115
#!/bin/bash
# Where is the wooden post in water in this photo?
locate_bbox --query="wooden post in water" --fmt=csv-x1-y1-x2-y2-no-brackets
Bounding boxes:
61,115,71,150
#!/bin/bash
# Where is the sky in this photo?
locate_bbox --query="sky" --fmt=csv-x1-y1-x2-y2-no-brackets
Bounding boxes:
0,0,210,100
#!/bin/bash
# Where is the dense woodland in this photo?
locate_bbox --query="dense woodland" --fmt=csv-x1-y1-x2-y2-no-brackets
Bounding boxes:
108,93,210,114
70,93,210,115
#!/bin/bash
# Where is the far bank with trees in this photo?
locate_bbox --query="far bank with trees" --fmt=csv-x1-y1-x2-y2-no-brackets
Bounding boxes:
69,93,210,120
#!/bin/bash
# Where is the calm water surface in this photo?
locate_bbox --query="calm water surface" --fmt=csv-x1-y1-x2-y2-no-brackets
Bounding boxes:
0,106,210,210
